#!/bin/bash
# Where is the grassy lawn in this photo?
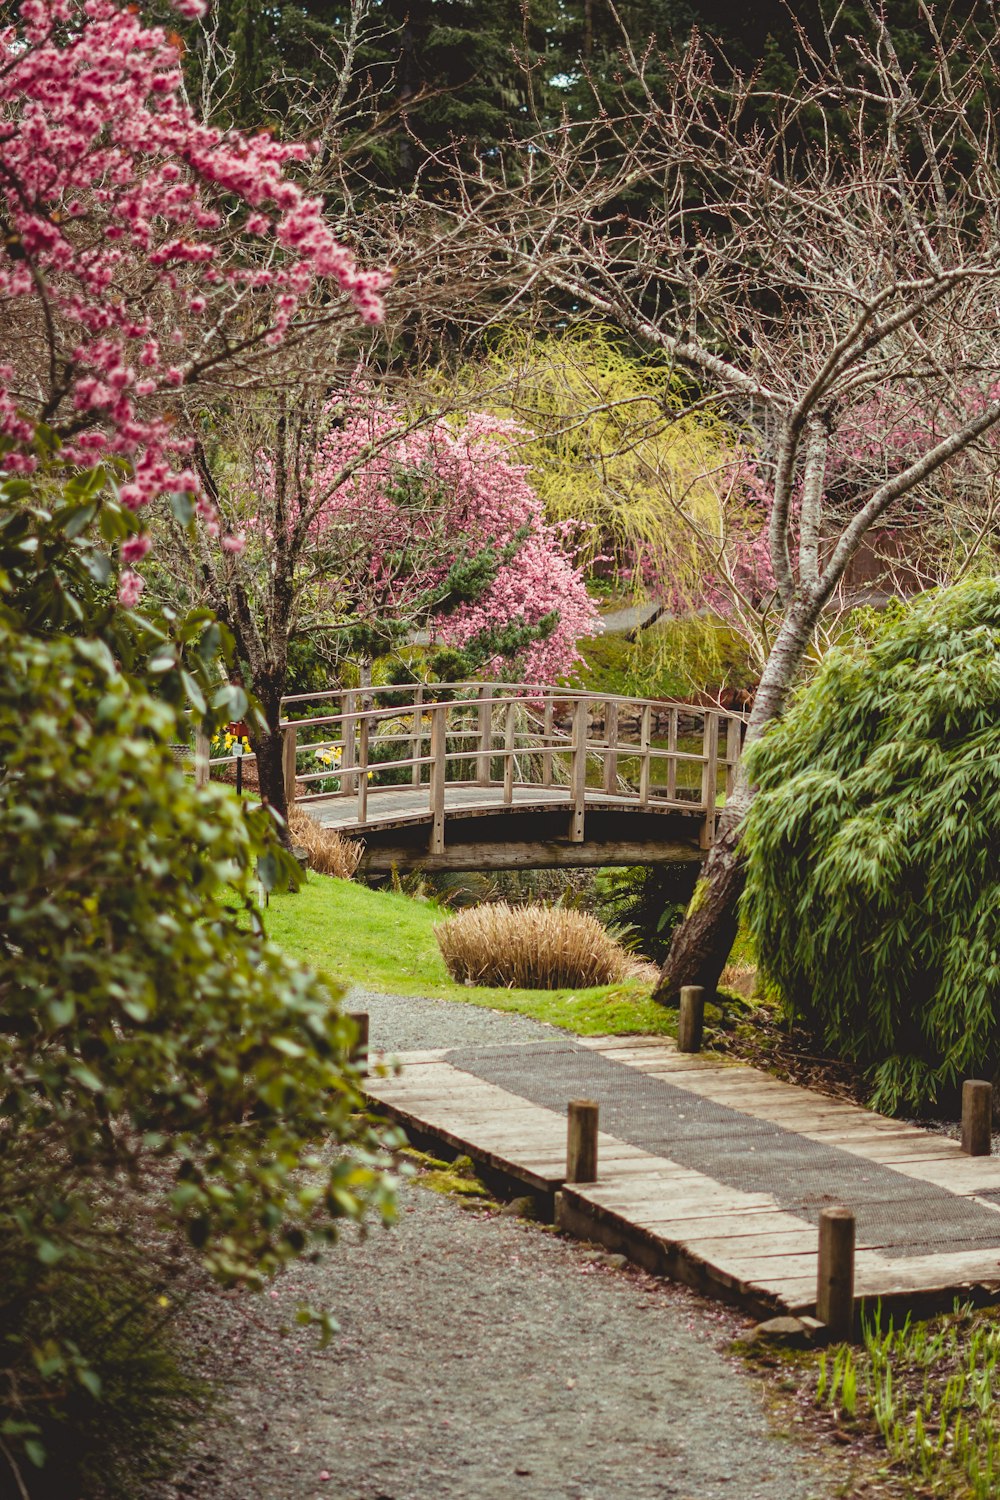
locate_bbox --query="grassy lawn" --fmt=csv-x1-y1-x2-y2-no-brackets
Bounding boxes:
262,871,676,1038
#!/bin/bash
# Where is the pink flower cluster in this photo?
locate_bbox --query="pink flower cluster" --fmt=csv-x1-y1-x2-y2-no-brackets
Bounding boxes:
303,400,600,683
0,0,388,511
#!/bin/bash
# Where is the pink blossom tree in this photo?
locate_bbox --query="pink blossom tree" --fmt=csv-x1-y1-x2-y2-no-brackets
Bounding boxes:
303,402,598,682
0,0,388,555
173,386,599,817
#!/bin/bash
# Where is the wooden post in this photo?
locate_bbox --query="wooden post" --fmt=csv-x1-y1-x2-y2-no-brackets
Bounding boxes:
666,708,678,801
639,702,651,808
566,1099,599,1183
962,1080,993,1156
503,698,516,804
678,985,705,1053
569,697,587,844
410,686,424,787
603,698,619,793
542,696,554,787
281,725,297,807
477,687,493,786
429,703,446,854
348,1010,369,1076
816,1207,855,1340
194,727,211,789
699,712,720,849
725,714,742,801
356,712,369,824
341,690,357,794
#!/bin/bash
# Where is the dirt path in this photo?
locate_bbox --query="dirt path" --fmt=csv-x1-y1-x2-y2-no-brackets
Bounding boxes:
160,996,858,1500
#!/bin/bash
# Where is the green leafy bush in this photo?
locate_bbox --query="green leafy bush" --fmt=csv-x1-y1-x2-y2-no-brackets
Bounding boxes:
741,580,1000,1113
0,590,394,1277
0,1234,207,1500
592,863,700,964
0,471,398,1490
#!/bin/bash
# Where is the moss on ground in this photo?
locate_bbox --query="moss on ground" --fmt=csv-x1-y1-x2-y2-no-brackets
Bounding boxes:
576,614,756,702
398,1149,494,1204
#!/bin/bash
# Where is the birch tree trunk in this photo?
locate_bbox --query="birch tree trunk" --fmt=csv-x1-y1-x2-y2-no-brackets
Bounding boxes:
435,12,1000,1000
653,605,823,1002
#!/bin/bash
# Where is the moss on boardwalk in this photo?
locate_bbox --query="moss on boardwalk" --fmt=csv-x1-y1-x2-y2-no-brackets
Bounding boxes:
263,873,676,1038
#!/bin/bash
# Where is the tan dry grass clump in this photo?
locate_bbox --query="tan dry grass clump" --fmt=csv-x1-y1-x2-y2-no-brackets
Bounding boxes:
719,961,757,998
435,902,649,990
288,808,363,879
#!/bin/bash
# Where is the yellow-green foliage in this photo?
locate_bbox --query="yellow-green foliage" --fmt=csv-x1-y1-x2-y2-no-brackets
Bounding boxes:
576,612,757,706
434,902,652,990
465,325,752,593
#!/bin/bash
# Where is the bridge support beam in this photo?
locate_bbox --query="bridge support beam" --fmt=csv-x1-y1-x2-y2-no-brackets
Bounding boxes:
359,838,704,875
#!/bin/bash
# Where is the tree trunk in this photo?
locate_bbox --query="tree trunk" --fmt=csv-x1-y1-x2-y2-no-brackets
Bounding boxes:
358,654,374,711
651,793,748,1004
250,695,290,842
653,603,819,1004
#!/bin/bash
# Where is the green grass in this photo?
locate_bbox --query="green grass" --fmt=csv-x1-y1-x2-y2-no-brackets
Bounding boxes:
262,872,676,1038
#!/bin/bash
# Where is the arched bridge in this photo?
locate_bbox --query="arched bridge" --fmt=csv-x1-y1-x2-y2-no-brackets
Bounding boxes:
274,683,744,875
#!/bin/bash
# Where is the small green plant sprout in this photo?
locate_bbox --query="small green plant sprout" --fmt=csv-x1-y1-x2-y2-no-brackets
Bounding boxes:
811,1300,1000,1498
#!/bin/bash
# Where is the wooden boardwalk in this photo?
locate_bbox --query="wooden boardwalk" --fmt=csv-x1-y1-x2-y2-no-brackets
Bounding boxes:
367,1036,1000,1320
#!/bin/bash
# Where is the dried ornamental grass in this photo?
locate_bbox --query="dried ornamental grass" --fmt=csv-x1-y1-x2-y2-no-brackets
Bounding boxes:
288,808,364,879
434,902,649,989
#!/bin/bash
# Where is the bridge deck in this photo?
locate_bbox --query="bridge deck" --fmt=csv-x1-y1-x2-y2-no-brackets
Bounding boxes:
306,782,701,836
367,1037,1000,1320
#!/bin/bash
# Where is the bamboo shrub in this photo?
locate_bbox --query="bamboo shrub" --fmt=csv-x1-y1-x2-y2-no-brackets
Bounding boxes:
741,580,1000,1113
434,902,650,989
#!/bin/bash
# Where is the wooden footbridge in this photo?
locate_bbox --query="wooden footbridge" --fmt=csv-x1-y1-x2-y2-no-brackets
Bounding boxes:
271,683,745,874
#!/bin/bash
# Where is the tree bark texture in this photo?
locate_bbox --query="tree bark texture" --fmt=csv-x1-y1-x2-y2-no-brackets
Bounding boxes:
250,695,289,838
654,605,819,1003
652,798,747,1004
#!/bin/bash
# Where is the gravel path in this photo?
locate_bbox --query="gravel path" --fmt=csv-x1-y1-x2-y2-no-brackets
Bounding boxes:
161,993,852,1500
352,986,563,1054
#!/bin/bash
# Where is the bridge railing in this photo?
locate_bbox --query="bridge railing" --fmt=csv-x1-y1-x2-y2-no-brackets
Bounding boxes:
278,682,745,849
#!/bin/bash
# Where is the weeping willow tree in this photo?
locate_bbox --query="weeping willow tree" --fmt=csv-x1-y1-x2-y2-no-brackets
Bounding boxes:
741,579,1000,1115
462,325,763,597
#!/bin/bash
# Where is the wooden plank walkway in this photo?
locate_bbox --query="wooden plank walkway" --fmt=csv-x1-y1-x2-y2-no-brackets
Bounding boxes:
366,1037,1000,1320
308,783,700,836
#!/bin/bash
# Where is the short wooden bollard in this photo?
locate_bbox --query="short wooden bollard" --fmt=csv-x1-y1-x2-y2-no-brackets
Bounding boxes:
962,1079,993,1156
816,1206,855,1341
566,1099,599,1184
678,985,705,1054
348,1010,370,1076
